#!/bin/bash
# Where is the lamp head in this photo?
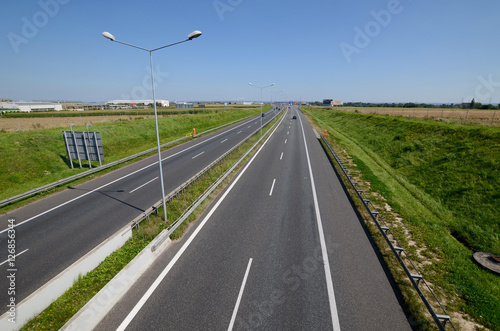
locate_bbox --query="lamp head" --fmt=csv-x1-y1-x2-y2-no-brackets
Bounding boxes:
188,30,202,40
102,32,115,41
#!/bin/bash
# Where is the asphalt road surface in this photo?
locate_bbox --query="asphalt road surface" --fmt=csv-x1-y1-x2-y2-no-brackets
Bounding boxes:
96,106,411,330
0,109,280,314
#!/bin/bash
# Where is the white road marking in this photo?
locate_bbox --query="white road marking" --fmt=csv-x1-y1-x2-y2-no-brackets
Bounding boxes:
192,151,205,159
280,152,283,160
297,114,341,331
228,258,253,331
0,115,260,235
221,139,228,143
287,131,289,135
285,139,287,144
116,111,286,331
248,125,251,128
269,179,276,196
237,131,242,134
0,249,29,266
129,177,158,194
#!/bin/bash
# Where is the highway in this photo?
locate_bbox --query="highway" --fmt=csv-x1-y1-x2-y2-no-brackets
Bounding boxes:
0,109,280,314
96,106,411,330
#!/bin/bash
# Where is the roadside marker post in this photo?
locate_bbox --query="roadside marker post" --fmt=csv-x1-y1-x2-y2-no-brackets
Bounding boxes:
193,128,196,137
324,130,327,138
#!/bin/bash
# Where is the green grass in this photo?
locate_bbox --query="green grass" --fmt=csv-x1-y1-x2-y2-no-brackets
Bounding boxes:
19,110,283,331
305,108,499,329
0,108,262,201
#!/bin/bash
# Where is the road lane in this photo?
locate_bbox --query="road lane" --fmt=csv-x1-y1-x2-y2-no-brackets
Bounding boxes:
0,109,280,313
95,105,410,330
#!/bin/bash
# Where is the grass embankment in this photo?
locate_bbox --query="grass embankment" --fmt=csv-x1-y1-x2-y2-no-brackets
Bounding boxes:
0,108,261,202
20,110,283,331
305,107,499,329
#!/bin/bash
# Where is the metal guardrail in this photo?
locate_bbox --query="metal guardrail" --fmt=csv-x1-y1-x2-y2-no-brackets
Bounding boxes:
320,135,455,331
0,116,253,208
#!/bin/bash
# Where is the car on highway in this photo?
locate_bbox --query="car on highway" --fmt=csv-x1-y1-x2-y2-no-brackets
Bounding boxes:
292,115,297,119
262,113,265,117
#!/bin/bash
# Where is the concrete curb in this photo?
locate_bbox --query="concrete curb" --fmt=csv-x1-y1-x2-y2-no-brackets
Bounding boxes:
61,229,173,331
0,226,132,331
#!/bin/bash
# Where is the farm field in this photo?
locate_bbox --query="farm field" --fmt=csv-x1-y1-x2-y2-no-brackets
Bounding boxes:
305,107,499,330
313,106,500,127
0,105,259,132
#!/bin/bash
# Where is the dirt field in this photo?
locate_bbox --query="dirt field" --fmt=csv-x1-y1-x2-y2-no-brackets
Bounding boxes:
0,114,159,132
319,107,499,127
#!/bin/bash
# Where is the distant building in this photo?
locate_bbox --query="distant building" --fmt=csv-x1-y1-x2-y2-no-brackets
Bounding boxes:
175,102,194,109
107,99,170,107
322,99,343,107
322,99,333,106
0,101,62,112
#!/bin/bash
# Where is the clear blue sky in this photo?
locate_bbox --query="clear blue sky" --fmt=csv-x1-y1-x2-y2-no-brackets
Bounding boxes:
1,0,499,104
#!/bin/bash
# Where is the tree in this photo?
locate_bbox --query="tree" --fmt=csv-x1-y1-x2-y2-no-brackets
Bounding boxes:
470,98,475,109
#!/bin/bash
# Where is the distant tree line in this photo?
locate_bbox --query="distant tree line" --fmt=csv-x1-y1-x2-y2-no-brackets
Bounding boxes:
310,101,500,109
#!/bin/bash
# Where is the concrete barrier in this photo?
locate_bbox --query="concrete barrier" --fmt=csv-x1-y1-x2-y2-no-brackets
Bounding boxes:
0,226,132,331
61,230,173,331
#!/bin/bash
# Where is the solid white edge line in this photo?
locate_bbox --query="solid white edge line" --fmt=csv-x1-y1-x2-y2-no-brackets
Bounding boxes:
116,110,287,331
192,151,205,159
129,177,158,194
298,111,342,331
0,249,29,266
227,258,253,331
0,115,262,235
269,179,276,196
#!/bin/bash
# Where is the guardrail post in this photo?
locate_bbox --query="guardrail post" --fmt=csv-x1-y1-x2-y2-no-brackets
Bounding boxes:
319,135,455,330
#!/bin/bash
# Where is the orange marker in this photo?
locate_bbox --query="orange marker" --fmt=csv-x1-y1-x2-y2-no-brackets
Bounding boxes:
324,130,327,138
193,128,196,137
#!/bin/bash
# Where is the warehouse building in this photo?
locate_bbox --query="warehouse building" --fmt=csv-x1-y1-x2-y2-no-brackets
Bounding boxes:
0,101,63,112
107,99,170,107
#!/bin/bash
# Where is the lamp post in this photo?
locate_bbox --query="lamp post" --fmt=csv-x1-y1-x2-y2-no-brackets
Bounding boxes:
249,82,274,134
102,30,202,222
269,89,284,112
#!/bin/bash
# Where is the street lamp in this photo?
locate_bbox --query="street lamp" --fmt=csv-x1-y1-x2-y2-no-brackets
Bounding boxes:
268,89,284,109
249,82,274,134
102,30,202,222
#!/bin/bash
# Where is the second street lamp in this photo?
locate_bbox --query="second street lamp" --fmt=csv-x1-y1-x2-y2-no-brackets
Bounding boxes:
249,82,275,134
102,30,202,222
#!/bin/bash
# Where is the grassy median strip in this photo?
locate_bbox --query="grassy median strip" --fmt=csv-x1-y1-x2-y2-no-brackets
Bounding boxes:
305,107,499,330
19,110,283,331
